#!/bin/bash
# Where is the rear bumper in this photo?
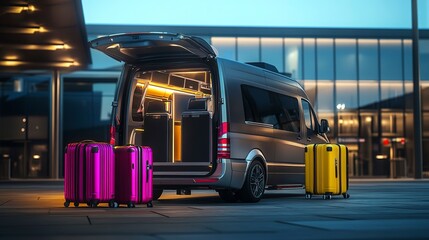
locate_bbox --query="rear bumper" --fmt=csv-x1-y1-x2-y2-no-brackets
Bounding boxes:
153,159,247,189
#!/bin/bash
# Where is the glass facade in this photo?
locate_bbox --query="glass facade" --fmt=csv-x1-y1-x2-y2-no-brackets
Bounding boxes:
1,31,429,179
0,76,50,178
210,36,429,178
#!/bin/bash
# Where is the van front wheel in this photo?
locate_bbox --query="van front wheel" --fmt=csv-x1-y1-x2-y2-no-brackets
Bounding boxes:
237,161,265,203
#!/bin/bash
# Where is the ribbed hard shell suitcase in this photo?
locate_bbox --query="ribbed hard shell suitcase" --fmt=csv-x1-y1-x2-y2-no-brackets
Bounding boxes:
115,145,153,208
305,144,350,199
64,142,116,207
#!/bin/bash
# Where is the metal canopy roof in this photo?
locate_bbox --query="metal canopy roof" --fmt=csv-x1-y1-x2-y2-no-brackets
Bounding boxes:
0,0,91,72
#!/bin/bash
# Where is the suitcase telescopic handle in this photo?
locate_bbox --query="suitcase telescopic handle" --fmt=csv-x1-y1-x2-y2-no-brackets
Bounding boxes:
129,128,145,145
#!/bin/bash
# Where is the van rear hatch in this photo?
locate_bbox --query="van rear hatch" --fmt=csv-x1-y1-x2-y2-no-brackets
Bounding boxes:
89,32,216,63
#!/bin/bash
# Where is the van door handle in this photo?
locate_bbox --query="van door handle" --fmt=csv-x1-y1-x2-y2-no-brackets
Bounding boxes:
297,136,302,140
307,137,312,142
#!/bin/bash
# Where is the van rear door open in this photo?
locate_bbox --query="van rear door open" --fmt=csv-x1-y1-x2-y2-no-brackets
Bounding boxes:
89,33,216,63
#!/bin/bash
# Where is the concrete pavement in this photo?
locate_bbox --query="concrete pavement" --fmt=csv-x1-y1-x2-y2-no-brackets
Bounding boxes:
1,179,429,239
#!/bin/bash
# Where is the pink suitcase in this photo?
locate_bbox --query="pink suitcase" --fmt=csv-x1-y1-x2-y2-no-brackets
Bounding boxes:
64,141,117,208
115,145,153,208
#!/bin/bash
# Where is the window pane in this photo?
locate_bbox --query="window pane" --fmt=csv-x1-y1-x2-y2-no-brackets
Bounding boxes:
284,38,302,80
338,113,358,136
359,80,379,109
336,39,357,80
380,81,404,109
404,40,413,81
278,94,300,132
420,39,429,80
261,38,283,72
380,39,403,81
317,80,334,112
302,100,316,131
336,80,358,110
423,82,429,111
241,85,278,127
317,38,334,80
211,37,236,60
303,38,316,80
358,39,378,80
237,37,259,63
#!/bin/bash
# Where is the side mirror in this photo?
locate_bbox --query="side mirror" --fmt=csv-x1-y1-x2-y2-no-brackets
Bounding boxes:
319,119,330,134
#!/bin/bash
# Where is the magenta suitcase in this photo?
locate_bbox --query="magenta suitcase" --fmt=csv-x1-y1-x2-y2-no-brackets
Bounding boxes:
64,141,116,208
115,145,153,208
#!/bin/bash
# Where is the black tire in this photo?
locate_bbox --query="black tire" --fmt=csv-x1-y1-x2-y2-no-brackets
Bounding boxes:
64,201,70,208
127,202,133,208
218,190,239,203
153,188,163,201
74,202,79,207
147,201,153,208
237,161,266,203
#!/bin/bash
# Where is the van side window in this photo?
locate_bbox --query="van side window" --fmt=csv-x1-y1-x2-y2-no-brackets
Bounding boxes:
302,99,317,133
131,84,144,121
241,85,279,127
277,95,300,133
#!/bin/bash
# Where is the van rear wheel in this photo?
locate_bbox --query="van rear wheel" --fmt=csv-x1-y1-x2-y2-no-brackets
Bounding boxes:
218,190,239,203
237,161,265,203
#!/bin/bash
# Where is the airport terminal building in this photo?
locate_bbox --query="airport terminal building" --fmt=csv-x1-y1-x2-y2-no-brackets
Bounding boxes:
0,2,428,179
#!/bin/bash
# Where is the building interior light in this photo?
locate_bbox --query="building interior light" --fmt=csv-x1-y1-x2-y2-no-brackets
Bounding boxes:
1,4,36,14
0,26,46,34
365,117,372,122
376,155,388,160
0,43,70,51
0,59,78,68
33,154,41,159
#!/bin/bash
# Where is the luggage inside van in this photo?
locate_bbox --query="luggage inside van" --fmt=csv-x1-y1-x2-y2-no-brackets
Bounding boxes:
181,98,212,162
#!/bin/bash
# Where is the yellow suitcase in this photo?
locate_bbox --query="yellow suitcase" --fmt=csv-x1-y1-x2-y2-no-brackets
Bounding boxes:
305,144,350,199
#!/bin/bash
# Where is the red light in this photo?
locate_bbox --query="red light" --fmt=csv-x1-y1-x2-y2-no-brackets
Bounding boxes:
382,138,390,146
109,126,116,145
400,138,405,145
217,122,230,159
193,178,219,183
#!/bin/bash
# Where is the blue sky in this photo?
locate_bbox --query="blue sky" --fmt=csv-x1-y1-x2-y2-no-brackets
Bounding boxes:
83,0,428,29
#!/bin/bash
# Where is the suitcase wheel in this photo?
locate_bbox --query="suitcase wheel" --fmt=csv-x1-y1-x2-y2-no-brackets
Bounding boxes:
343,193,350,199
64,201,70,208
74,202,79,207
108,200,118,208
305,194,312,199
127,202,135,208
323,194,332,200
147,201,153,208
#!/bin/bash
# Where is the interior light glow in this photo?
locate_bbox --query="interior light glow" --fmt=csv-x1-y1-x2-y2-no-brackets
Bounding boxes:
376,155,388,160
365,117,372,122
2,4,35,14
0,59,77,68
33,155,41,159
0,43,70,51
0,26,46,34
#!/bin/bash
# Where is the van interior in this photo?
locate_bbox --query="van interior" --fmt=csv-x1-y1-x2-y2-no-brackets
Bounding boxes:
130,68,214,168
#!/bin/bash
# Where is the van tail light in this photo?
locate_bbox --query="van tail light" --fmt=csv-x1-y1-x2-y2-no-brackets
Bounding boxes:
109,125,116,145
217,122,230,159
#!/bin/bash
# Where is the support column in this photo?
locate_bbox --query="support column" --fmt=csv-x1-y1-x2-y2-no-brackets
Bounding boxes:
412,0,423,179
49,70,61,179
